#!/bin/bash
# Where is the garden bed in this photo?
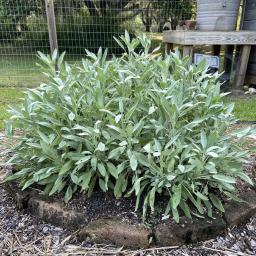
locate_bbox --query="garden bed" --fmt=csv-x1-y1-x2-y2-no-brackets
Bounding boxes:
0,177,256,255
2,183,256,256
4,180,256,250
1,129,256,254
1,124,256,253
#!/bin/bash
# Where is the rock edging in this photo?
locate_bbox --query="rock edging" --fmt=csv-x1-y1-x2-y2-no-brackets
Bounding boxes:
78,218,151,249
5,183,256,249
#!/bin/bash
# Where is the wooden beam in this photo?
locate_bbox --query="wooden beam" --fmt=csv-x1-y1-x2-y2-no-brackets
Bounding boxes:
163,30,256,46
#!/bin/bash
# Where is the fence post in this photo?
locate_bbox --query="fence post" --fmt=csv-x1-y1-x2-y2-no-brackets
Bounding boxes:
45,0,58,55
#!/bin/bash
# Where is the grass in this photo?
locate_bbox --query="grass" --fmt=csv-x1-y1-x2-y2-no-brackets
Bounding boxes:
1,87,256,130
224,97,256,121
0,54,82,88
0,55,45,88
0,88,24,129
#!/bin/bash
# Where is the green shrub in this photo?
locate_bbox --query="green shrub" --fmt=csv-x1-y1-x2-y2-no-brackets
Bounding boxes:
19,15,135,55
56,15,127,55
5,33,254,222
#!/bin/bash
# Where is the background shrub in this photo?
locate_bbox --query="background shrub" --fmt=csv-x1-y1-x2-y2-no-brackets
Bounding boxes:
5,33,254,222
19,15,129,55
56,15,128,55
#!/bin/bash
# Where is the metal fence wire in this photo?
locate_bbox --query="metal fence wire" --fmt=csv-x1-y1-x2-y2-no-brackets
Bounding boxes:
0,0,196,87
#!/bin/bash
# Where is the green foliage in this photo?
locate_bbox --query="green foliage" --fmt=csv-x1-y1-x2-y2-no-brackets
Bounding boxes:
0,0,135,54
17,15,134,55
5,33,254,222
0,0,193,47
56,16,128,55
0,0,42,40
152,0,194,30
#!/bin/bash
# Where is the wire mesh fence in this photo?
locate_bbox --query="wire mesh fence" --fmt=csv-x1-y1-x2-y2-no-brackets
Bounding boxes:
0,0,196,87
0,0,49,87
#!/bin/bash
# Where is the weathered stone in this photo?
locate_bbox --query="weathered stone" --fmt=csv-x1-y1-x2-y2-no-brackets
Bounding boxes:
155,216,226,246
4,182,31,210
78,218,151,249
28,196,86,230
224,190,256,227
0,169,6,183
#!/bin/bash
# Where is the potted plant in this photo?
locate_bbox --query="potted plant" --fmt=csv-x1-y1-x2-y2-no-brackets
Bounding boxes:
197,0,240,31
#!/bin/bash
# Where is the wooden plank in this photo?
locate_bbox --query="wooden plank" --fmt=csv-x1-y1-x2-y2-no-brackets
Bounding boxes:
233,45,252,93
163,31,186,44
163,30,256,45
45,0,58,54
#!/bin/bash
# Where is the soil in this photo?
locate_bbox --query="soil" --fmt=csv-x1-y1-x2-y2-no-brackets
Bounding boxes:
65,190,140,225
58,189,181,226
0,127,256,255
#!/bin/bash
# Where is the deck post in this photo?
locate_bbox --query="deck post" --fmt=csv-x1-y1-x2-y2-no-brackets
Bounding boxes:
234,45,251,95
183,45,193,63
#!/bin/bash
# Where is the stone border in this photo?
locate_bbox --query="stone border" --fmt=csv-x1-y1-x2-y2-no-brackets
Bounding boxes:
5,183,256,249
